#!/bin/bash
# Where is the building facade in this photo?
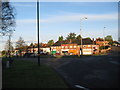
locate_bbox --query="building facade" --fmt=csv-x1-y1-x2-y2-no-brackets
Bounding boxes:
14,38,112,56
51,38,100,55
51,44,99,55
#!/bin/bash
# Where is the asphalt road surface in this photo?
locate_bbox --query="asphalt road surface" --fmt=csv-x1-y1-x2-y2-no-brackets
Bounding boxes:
12,46,120,89
56,46,120,89
57,55,119,89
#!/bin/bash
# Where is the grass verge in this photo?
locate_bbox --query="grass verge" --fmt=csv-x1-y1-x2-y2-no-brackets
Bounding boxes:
2,60,68,88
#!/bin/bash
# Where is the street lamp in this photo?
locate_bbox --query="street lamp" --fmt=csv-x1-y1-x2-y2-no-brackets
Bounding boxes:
80,17,87,56
37,0,40,66
103,27,106,54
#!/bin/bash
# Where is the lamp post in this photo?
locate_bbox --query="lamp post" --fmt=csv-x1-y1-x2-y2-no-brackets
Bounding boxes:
80,17,87,56
103,27,106,54
37,0,40,66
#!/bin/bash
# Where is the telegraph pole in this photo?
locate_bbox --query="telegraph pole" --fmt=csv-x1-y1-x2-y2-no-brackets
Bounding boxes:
37,0,40,66
8,34,11,61
1,30,15,68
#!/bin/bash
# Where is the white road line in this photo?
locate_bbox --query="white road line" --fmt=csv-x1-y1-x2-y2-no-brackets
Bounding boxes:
110,61,120,65
75,85,90,90
57,61,71,68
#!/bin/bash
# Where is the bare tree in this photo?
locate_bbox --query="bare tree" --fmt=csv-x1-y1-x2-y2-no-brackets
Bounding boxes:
5,39,14,56
5,39,13,51
16,37,27,56
16,37,26,48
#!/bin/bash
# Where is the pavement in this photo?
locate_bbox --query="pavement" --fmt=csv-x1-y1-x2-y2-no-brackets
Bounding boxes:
11,46,120,89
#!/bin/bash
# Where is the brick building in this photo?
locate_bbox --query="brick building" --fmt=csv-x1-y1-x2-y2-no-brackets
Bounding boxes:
51,38,99,55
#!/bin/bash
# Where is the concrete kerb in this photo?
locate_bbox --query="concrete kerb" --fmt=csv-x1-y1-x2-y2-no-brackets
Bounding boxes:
53,67,75,88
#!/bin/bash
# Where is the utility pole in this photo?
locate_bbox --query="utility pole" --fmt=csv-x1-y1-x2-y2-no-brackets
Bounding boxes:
37,0,40,66
8,34,11,61
80,17,87,56
8,30,14,65
1,30,15,68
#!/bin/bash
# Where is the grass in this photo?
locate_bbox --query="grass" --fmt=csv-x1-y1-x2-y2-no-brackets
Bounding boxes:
2,59,68,88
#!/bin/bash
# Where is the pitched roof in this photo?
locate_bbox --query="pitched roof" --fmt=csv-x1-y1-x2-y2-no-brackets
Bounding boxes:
52,38,93,46
74,38,93,45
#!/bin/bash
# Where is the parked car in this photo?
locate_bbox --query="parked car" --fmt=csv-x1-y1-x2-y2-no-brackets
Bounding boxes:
40,51,49,55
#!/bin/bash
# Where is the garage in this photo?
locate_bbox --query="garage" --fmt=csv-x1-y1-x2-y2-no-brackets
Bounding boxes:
82,49,92,55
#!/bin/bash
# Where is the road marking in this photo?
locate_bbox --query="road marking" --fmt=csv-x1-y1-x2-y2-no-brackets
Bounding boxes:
57,61,70,68
110,61,120,65
75,85,90,90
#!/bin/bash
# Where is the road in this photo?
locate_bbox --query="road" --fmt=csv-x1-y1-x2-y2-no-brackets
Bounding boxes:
57,55,119,88
56,46,120,89
12,46,120,89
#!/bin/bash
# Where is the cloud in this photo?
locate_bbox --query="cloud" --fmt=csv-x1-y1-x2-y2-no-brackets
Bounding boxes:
12,3,36,7
40,13,118,23
16,19,36,24
8,0,119,2
0,39,37,44
0,41,6,43
24,40,37,43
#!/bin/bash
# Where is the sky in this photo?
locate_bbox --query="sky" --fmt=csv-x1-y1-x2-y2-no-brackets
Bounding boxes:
0,1,119,51
40,2,118,43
